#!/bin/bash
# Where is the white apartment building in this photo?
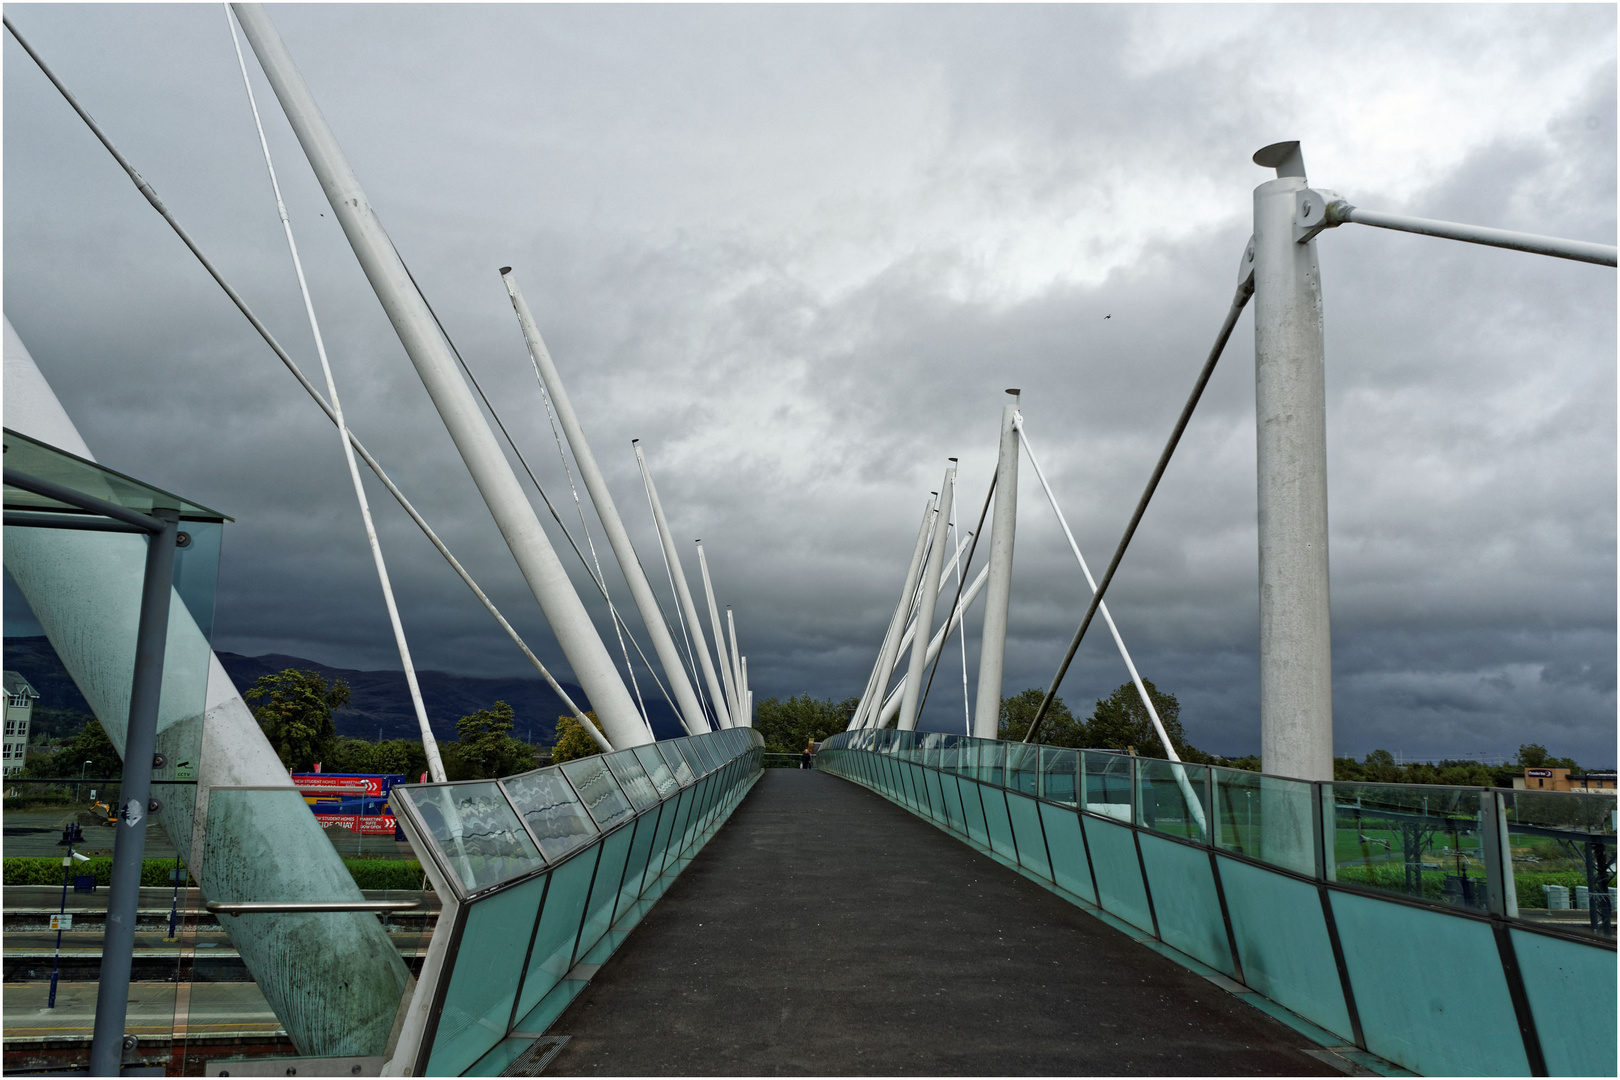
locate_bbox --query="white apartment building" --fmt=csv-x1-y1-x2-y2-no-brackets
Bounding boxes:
3,671,40,776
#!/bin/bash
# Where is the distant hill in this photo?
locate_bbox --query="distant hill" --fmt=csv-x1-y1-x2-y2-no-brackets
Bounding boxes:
4,635,686,745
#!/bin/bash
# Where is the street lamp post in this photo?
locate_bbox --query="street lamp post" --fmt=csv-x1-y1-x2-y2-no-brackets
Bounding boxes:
76,761,91,803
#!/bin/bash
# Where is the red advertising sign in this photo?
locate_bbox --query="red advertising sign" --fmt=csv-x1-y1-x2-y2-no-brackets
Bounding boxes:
292,774,383,796
314,813,399,835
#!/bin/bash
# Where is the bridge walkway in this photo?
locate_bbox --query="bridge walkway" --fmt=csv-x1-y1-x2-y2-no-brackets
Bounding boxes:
545,768,1340,1076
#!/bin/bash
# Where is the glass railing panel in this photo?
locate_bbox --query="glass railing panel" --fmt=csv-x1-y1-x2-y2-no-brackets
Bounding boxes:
501,771,600,863
939,735,961,773
398,782,544,893
559,756,635,831
1504,789,1616,939
603,749,660,811
1006,742,1040,795
1136,759,1210,841
978,740,1006,786
687,736,720,774
657,741,697,787
1212,768,1315,877
633,744,679,797
1327,783,1485,910
425,874,545,1076
1081,751,1134,823
674,739,711,778
1039,747,1079,806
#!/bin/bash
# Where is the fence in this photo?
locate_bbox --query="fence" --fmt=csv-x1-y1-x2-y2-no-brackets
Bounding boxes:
817,729,1616,1077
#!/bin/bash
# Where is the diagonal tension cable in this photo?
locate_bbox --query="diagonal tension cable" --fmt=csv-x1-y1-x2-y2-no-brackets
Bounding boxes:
1025,251,1257,744
914,472,997,720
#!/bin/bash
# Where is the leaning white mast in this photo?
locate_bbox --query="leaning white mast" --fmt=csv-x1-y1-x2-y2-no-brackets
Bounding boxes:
635,441,732,728
232,3,650,750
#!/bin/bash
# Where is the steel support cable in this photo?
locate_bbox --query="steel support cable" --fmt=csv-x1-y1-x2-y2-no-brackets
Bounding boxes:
913,473,997,721
1026,265,1255,744
1017,418,1207,833
223,7,447,781
390,248,680,736
0,14,614,751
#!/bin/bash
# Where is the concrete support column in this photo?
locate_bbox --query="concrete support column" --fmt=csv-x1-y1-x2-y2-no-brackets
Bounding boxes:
1252,142,1333,781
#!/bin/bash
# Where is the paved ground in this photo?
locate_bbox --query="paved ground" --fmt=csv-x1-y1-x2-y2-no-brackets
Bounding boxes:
547,769,1339,1076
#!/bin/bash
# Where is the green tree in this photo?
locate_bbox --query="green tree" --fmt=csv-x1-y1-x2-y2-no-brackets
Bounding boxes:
23,718,122,780
1516,743,1579,771
442,701,537,780
552,712,605,764
754,694,857,755
324,736,429,780
997,688,1083,746
1084,680,1207,761
246,669,349,772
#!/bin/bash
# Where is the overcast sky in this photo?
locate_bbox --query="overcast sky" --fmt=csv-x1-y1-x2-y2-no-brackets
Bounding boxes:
4,4,1614,764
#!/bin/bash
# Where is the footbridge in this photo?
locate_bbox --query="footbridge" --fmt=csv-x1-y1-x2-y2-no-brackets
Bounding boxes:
362,733,1613,1077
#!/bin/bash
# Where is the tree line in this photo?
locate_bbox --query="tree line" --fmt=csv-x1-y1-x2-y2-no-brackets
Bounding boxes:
14,667,1592,790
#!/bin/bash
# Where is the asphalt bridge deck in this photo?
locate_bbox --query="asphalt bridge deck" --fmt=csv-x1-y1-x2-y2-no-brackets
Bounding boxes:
545,769,1339,1076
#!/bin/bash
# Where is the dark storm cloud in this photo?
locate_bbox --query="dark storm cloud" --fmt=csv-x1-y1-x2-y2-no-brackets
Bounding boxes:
4,4,1613,765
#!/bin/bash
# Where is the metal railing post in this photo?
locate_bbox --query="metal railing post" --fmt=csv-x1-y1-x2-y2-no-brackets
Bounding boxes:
89,507,178,1075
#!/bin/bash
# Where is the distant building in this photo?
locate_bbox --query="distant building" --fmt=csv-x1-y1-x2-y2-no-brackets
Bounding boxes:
3,671,40,777
1512,767,1617,792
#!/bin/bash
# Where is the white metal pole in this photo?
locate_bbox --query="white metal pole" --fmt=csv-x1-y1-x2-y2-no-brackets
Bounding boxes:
232,4,649,749
740,656,750,725
634,442,728,728
857,495,936,728
696,541,740,725
1252,141,1333,781
224,8,446,781
899,462,956,731
727,607,744,717
973,391,1020,738
501,270,708,736
878,567,989,727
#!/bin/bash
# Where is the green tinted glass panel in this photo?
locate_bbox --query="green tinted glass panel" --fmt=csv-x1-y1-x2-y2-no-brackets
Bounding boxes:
1082,752,1134,824
1005,792,1050,880
1039,747,1078,806
560,756,634,830
1136,760,1209,841
978,741,1005,786
924,768,946,823
633,744,679,797
939,772,967,833
1504,789,1616,940
502,771,600,863
513,847,598,1025
575,824,634,961
402,782,544,894
603,750,660,811
1328,783,1486,910
614,811,659,923
658,742,697,787
1083,817,1154,933
960,780,989,846
1006,743,1040,795
1039,801,1094,902
1509,927,1617,1076
1212,768,1315,877
981,788,1018,860
1137,833,1231,976
1215,856,1352,1041
1329,888,1528,1076
426,874,545,1075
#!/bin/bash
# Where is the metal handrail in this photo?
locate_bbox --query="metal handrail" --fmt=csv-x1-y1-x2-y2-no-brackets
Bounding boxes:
206,900,422,915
